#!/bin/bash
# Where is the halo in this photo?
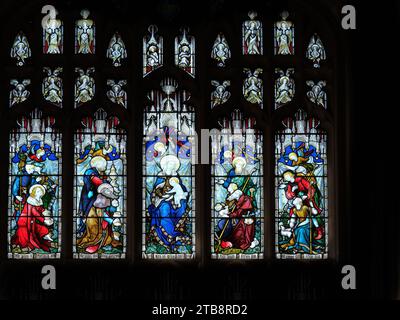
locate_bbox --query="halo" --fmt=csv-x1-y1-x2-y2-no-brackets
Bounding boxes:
232,156,246,168
160,155,180,173
29,184,46,196
288,152,298,161
90,156,107,169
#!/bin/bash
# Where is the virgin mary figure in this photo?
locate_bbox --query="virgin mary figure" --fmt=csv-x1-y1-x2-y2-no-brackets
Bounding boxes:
148,155,191,253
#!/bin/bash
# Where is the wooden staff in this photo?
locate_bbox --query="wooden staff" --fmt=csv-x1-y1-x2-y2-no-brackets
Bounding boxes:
217,175,252,243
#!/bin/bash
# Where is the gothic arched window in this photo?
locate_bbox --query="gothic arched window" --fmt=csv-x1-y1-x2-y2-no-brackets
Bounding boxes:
3,3,337,265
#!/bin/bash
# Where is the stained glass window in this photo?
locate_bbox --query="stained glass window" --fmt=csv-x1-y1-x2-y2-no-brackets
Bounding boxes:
43,67,63,108
107,33,127,67
306,81,327,109
275,68,295,109
211,110,263,259
8,109,62,259
142,78,195,259
75,9,95,54
143,25,163,77
211,33,230,67
10,79,30,107
175,28,195,77
275,110,327,259
243,68,263,108
43,13,63,54
107,80,127,108
211,80,231,109
274,11,294,55
73,109,127,259
242,11,263,55
10,31,31,66
74,67,95,108
306,34,326,68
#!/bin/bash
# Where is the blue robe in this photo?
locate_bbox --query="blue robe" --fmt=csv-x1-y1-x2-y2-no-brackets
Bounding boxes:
148,177,188,252
12,170,35,221
78,168,103,234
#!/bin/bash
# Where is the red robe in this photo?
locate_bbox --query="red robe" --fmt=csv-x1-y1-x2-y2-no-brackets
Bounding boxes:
12,200,51,252
228,194,255,250
286,176,322,214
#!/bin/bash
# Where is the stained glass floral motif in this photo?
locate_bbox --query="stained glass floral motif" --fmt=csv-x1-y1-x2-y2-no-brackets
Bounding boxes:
242,11,263,55
74,67,95,108
74,109,127,259
107,80,127,108
10,32,31,66
143,78,195,259
10,79,30,107
43,67,63,108
306,81,327,109
143,25,163,76
275,110,327,259
75,9,95,54
107,33,127,67
306,34,326,68
275,68,295,109
8,109,62,259
175,28,195,77
243,68,263,107
211,110,264,259
211,33,231,67
274,11,294,55
211,80,231,109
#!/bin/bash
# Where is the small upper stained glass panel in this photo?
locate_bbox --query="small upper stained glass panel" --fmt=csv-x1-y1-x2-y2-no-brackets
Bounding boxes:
143,25,163,77
10,31,31,66
107,33,127,67
9,79,31,107
243,68,263,108
275,68,295,109
8,109,62,259
175,28,195,78
242,11,263,55
43,67,63,108
274,11,294,55
75,9,95,54
74,67,95,108
211,33,231,67
43,14,63,54
306,34,326,68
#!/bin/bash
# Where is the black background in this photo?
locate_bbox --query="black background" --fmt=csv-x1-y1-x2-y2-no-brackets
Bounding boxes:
0,0,398,302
